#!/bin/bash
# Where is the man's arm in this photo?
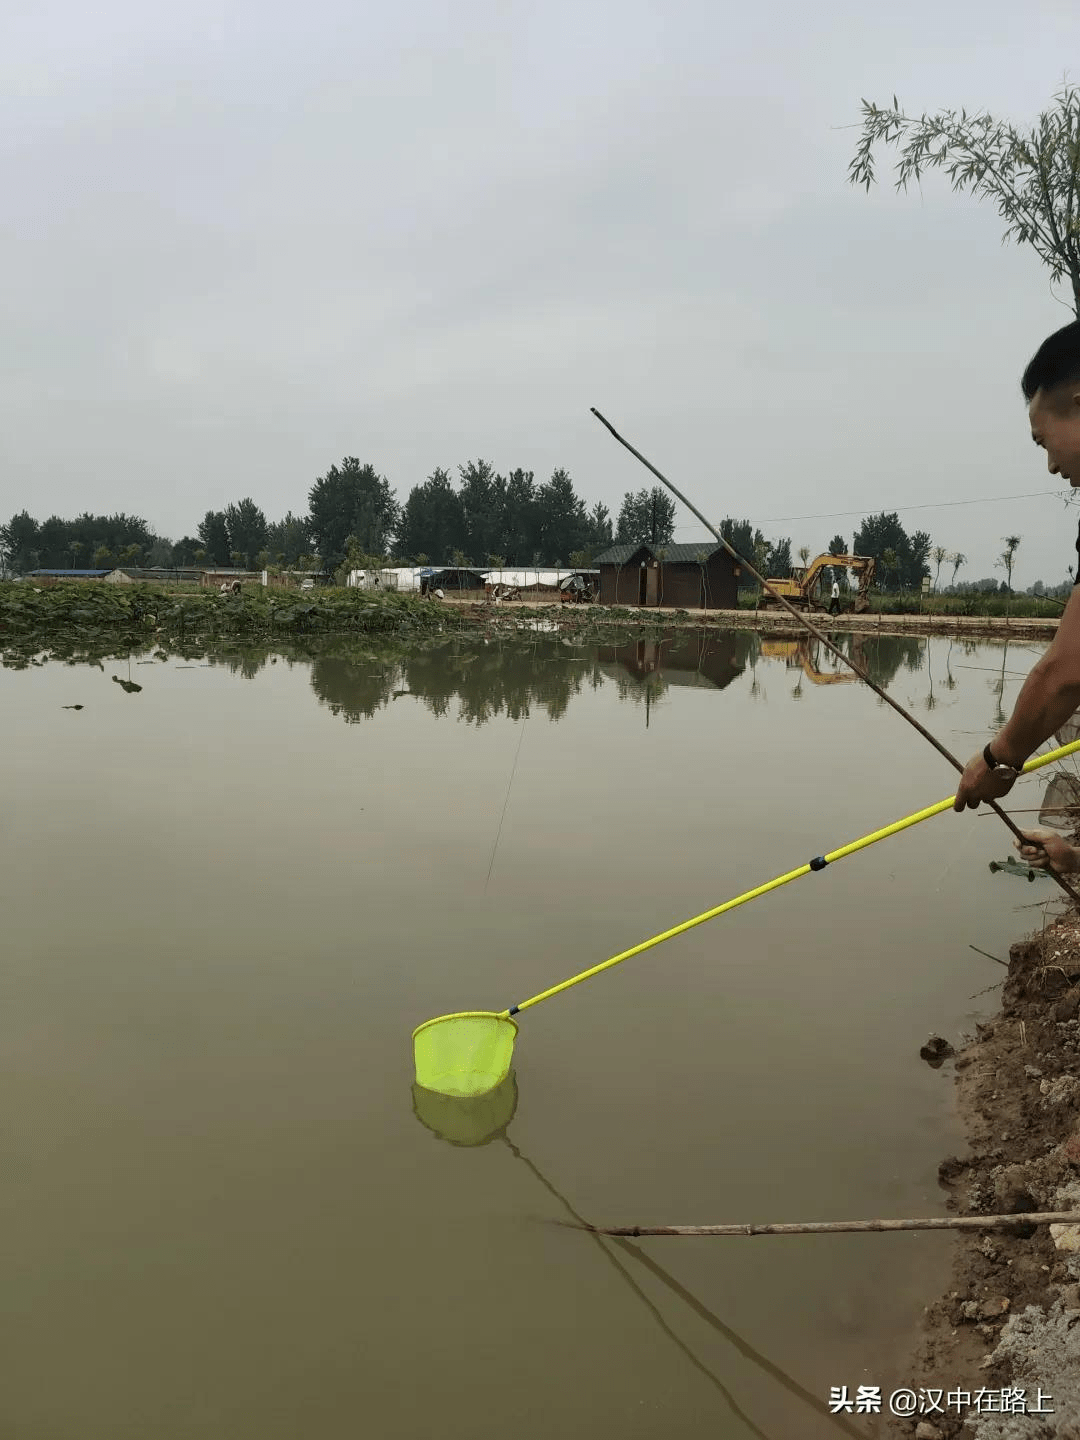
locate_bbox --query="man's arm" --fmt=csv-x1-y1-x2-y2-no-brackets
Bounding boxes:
992,585,1080,761
953,586,1080,811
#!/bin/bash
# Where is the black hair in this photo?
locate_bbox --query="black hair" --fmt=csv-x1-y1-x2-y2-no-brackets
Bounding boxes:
1021,320,1080,402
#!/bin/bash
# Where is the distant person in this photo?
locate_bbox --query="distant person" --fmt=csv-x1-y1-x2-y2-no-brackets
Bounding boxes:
953,320,1080,823
829,579,841,615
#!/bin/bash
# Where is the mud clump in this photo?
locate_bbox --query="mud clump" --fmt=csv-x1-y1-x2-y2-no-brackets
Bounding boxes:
922,1036,957,1068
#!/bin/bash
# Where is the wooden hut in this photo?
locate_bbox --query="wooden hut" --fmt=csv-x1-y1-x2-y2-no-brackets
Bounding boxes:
593,543,740,609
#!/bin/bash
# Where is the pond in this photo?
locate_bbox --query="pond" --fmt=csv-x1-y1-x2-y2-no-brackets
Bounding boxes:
0,627,1064,1439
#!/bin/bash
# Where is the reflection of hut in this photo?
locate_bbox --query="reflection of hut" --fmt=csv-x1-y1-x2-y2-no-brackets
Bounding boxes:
594,544,739,609
596,632,746,690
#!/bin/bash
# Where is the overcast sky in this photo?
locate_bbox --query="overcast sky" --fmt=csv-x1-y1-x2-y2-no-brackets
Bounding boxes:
4,0,1080,583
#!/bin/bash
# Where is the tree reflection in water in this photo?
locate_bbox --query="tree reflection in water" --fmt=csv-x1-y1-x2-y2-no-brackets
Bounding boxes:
9,624,942,726
211,629,764,726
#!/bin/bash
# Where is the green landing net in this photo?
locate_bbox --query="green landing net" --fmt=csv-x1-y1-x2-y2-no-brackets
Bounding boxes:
411,739,1080,1099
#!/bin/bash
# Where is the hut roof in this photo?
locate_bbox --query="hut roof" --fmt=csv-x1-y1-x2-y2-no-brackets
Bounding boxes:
593,543,730,565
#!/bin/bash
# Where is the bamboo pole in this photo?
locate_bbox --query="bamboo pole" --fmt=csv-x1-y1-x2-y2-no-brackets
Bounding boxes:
589,406,1080,909
569,1212,1080,1238
978,806,1080,814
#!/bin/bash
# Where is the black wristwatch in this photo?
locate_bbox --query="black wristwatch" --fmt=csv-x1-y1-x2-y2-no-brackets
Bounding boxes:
983,743,1020,779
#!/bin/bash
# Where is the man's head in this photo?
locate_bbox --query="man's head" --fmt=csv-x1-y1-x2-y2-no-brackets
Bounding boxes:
1022,321,1080,486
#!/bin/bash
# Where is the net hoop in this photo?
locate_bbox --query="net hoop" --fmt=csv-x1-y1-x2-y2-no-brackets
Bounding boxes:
411,1010,518,1041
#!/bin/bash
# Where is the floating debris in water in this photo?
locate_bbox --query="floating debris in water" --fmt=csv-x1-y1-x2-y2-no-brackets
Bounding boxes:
61,704,83,710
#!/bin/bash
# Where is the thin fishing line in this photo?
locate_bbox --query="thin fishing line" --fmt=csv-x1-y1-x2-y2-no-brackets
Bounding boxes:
484,710,528,893
954,665,1031,677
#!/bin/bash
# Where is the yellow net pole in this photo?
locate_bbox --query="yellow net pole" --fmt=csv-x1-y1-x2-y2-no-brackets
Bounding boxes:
502,737,1080,1018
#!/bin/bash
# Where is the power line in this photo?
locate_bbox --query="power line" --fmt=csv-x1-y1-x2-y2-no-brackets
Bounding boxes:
763,489,1062,523
671,489,1063,532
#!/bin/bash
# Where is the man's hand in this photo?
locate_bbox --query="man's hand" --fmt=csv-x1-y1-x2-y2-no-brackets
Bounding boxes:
1015,828,1080,874
953,750,1019,811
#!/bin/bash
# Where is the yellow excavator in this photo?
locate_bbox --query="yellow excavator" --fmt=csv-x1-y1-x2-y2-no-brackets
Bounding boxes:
757,554,876,613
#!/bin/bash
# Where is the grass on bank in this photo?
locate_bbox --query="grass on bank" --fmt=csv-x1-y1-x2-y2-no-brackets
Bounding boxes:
734,590,1067,619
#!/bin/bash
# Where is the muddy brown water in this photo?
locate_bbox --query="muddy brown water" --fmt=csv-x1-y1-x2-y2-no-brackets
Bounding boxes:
0,629,1066,1438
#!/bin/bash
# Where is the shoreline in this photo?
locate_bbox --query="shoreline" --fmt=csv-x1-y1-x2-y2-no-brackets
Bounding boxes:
446,598,1062,641
0,581,1062,644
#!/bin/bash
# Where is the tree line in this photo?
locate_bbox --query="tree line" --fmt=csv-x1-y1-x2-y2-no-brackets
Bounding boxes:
717,512,936,591
0,461,674,577
0,460,762,577
2,458,1028,595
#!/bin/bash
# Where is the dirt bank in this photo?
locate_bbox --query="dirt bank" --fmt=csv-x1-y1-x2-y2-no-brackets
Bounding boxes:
449,598,1061,641
889,910,1080,1439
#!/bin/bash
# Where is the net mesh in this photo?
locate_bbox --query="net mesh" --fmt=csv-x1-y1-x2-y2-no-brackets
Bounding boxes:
1040,772,1080,830
412,1011,518,1098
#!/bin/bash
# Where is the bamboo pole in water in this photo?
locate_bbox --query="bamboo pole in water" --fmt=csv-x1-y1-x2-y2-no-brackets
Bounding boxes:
568,1212,1080,1238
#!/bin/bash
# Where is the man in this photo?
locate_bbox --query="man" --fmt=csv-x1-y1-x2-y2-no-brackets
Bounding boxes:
829,578,841,615
953,320,1080,821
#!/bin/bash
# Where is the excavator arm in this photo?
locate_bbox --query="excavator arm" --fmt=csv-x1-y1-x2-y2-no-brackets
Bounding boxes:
757,553,876,611
801,554,876,608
